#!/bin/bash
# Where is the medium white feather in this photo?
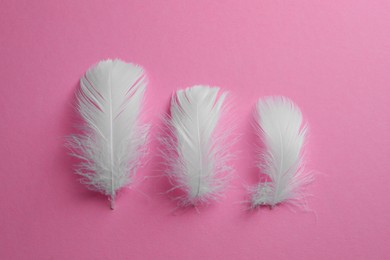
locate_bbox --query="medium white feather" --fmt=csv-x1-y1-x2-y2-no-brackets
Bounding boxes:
251,96,312,208
67,59,148,209
163,86,230,206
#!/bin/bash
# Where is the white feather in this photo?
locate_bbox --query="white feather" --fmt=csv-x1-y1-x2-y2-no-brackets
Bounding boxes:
251,96,312,208
67,59,149,209
162,86,230,206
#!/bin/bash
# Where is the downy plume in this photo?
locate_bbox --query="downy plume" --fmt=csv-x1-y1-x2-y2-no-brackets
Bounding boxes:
67,59,149,209
251,96,312,208
162,86,231,207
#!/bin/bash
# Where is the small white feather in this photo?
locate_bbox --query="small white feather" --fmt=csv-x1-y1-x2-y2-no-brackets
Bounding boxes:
251,96,312,208
67,59,149,209
162,86,230,207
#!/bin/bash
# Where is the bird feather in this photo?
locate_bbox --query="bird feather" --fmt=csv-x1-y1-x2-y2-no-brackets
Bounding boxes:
162,86,230,207
67,59,149,209
251,96,312,208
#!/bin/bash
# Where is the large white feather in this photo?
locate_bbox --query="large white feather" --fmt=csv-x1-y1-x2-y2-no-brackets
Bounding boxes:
163,86,230,206
67,59,148,209
251,96,312,208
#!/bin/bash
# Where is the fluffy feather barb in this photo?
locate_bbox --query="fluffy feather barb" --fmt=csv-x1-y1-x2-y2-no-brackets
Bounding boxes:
251,97,312,208
67,59,148,209
163,86,230,206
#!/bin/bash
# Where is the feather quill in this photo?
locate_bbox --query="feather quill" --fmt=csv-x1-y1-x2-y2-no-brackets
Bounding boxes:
162,86,230,207
251,96,312,208
67,59,148,209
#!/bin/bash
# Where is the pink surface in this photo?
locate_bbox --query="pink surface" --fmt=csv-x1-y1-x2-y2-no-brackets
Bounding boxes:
1,1,390,259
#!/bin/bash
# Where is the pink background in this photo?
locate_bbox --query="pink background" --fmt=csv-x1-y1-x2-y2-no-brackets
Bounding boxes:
1,0,390,259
